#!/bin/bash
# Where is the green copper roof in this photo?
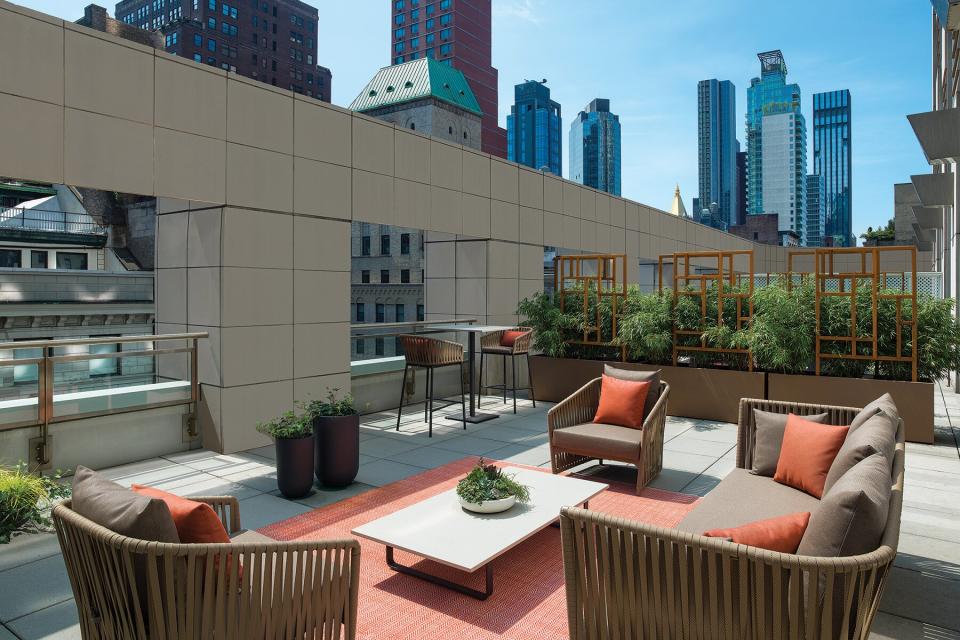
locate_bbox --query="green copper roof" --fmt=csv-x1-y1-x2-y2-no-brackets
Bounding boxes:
349,58,482,116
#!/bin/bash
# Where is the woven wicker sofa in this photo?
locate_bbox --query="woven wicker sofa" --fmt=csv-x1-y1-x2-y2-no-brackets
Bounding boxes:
548,378,670,493
53,496,360,640
559,397,905,639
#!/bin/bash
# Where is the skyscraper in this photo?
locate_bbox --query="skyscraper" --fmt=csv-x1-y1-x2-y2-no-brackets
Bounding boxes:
113,0,331,101
735,149,747,226
746,50,803,216
391,0,507,158
806,174,826,247
697,79,738,230
507,80,562,176
813,90,853,247
747,50,807,244
569,99,621,195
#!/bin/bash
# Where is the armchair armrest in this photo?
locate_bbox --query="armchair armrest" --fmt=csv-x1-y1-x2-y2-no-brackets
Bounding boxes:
191,496,241,534
638,382,670,487
548,377,601,437
480,330,505,350
736,398,862,470
511,330,533,354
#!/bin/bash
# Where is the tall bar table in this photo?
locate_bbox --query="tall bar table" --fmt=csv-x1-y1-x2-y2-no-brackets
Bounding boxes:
428,323,515,424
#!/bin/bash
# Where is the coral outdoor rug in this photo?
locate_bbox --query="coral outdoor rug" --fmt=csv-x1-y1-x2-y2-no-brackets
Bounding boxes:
259,458,699,640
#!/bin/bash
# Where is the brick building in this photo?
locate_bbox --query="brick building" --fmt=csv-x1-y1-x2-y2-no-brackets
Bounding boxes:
729,213,800,247
107,0,331,100
391,0,506,157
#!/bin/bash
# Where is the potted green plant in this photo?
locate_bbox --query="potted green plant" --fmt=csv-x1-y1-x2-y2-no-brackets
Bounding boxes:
301,388,360,487
455,458,531,514
0,463,71,543
256,411,314,499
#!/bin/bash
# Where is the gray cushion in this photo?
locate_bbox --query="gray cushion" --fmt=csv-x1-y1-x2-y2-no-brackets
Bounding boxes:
797,453,891,557
71,466,180,543
751,409,828,476
849,393,899,432
552,422,643,461
677,468,820,535
823,412,897,495
604,364,661,419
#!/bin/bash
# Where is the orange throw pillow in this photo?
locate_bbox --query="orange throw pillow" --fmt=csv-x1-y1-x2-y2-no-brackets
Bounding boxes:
703,512,811,553
773,414,850,498
132,485,230,544
500,330,526,347
593,375,650,430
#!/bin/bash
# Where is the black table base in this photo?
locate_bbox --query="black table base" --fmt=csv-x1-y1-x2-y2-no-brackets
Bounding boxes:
386,546,493,600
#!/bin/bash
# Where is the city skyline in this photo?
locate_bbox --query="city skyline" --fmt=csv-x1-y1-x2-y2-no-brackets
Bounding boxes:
30,0,930,242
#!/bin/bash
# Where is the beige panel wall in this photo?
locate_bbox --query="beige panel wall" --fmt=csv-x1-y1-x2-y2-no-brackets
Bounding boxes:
1,0,794,452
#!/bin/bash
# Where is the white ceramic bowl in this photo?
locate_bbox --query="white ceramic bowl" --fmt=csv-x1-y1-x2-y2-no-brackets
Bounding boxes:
459,494,516,514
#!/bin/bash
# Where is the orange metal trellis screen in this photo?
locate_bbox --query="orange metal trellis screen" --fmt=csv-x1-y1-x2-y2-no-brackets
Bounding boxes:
554,254,628,361
657,250,755,370
799,246,918,382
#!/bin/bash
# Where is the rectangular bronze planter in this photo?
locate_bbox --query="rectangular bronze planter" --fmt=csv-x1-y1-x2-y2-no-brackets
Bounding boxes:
529,356,766,424
767,373,934,444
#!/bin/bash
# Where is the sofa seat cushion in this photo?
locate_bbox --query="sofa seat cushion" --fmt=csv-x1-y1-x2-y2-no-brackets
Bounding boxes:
482,345,513,355
552,422,643,461
677,469,820,535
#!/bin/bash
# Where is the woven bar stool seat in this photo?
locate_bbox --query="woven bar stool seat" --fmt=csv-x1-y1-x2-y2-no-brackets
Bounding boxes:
396,335,466,437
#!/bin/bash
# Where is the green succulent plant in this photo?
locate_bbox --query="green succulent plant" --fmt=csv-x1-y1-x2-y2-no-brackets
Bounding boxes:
456,458,530,505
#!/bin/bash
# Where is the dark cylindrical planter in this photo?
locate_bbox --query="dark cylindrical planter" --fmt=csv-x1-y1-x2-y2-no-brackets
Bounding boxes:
313,414,360,487
274,434,315,499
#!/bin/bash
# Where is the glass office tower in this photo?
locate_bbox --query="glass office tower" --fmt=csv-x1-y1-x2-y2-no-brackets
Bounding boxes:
697,79,738,230
813,90,853,247
746,50,804,217
506,80,562,176
806,174,825,247
569,99,621,196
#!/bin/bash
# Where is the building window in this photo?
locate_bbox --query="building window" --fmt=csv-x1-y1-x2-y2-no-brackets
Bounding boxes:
380,234,390,255
426,3,435,15
417,304,425,321
394,56,404,64
0,249,21,268
410,37,419,49
440,13,451,24
194,53,203,62
395,14,404,24
194,33,203,46
426,33,434,44
395,42,404,53
89,339,120,377
208,38,217,52
439,43,451,55
400,233,410,254
30,250,47,269
411,8,419,20
376,304,385,323
440,0,450,8
394,0,404,8
361,235,371,256
395,304,405,322
401,269,410,283
394,27,404,38
356,339,365,355
381,269,390,283
440,28,450,40
13,342,45,384
355,303,365,322
208,0,216,9
361,269,370,283
56,252,88,270
375,338,384,356
425,18,435,29
207,17,216,29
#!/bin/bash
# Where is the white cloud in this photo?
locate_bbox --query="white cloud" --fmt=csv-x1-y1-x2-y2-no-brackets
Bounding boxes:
494,0,542,25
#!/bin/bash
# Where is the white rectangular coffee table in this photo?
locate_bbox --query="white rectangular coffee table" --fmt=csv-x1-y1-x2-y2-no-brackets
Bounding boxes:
351,469,607,600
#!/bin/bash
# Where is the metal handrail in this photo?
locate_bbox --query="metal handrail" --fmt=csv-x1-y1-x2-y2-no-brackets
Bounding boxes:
0,333,208,469
0,207,107,235
350,318,478,338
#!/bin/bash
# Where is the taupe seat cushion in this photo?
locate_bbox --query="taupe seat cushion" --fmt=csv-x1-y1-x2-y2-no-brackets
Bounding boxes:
823,411,897,495
797,452,891,557
677,468,820,535
552,423,643,461
751,409,828,476
71,466,180,543
231,529,275,543
604,364,661,419
481,345,514,355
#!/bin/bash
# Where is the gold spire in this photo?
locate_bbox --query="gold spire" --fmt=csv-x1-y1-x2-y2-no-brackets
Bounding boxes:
670,184,688,217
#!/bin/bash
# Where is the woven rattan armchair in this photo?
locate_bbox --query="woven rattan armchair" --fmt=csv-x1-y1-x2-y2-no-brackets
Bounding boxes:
479,327,535,413
53,495,360,639
559,398,905,639
548,378,670,493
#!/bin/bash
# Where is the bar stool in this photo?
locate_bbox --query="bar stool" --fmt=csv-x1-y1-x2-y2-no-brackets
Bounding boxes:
396,335,467,437
478,327,535,414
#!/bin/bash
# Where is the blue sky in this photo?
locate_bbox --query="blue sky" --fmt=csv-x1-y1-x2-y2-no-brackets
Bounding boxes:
33,0,932,240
